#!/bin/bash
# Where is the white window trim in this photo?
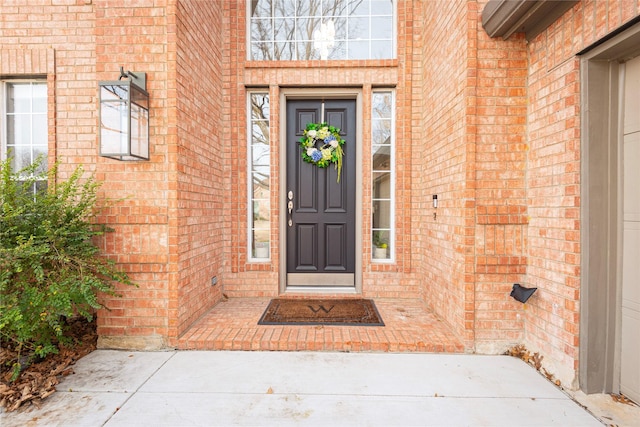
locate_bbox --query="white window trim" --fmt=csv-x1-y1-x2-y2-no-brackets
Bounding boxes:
246,0,397,61
247,91,271,262
1,78,48,163
371,89,395,263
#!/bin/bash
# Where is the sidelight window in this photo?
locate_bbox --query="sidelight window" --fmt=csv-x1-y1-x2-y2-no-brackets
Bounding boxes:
249,0,395,61
371,90,394,261
248,93,271,260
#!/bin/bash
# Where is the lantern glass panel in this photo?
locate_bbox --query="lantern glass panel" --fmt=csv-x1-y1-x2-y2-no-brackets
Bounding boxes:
99,85,129,157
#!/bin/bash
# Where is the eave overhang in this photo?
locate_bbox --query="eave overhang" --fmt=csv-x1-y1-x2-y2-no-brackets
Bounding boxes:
481,0,579,41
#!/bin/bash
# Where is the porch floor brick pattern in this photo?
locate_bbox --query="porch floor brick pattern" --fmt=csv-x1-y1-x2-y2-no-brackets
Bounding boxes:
176,298,465,353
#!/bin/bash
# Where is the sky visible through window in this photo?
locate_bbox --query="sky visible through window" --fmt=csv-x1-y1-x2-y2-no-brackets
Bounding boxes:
250,0,394,60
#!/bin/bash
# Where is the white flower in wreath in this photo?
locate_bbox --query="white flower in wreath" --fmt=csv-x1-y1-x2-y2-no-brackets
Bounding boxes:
307,147,318,156
329,139,339,148
307,129,317,139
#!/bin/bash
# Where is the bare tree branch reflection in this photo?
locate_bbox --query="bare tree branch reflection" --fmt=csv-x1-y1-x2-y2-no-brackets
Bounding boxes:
250,0,367,60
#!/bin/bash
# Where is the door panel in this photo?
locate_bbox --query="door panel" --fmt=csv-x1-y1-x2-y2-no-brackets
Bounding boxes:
286,99,356,287
621,55,640,404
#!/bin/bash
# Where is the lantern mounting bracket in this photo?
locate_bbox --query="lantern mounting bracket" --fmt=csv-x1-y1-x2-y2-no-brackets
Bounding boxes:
119,66,146,91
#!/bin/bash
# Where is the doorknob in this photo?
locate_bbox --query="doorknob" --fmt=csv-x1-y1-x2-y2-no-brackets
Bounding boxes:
287,191,294,227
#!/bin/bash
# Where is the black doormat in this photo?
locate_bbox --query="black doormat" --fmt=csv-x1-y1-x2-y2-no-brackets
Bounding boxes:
258,298,384,326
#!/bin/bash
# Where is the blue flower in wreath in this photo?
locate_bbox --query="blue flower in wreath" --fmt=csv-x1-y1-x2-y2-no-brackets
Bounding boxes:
298,122,346,182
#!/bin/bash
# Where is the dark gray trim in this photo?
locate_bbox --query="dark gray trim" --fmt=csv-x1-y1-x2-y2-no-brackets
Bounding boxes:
579,22,640,396
579,58,620,394
481,0,578,41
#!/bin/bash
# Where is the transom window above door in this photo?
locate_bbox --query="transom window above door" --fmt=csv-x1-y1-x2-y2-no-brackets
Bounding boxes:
249,0,395,61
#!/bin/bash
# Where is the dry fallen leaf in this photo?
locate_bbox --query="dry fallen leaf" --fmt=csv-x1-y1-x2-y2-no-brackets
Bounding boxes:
266,387,274,394
611,393,638,406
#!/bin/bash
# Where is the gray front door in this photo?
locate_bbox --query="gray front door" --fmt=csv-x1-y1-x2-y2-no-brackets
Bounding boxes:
286,99,356,287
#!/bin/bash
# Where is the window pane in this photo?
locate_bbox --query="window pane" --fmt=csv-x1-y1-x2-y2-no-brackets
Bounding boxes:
371,91,393,261
6,83,31,113
372,230,390,259
348,17,369,39
297,42,320,60
273,0,294,17
331,17,347,39
10,145,31,171
347,40,369,59
252,174,269,195
33,146,48,174
323,0,349,16
372,147,390,170
297,18,319,41
371,0,392,15
251,94,270,119
32,114,47,144
32,83,47,113
249,93,271,260
252,198,270,223
371,40,393,59
372,92,392,118
328,42,346,60
6,114,30,145
372,172,391,198
3,81,48,191
373,200,391,228
252,145,270,166
275,41,297,60
371,16,392,38
372,122,391,144
274,18,294,41
253,164,269,178
252,123,269,145
350,0,369,15
250,0,394,60
251,42,272,60
252,0,272,18
252,18,272,42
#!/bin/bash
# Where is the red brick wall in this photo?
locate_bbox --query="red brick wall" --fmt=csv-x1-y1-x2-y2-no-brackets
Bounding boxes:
172,1,225,340
473,2,529,352
93,0,174,347
524,0,639,383
415,0,475,346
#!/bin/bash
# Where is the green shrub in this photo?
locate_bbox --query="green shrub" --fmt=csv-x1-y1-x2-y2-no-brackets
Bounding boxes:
0,158,133,380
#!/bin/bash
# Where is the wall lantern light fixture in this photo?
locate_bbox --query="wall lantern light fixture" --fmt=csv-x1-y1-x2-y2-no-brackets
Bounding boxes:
99,67,149,161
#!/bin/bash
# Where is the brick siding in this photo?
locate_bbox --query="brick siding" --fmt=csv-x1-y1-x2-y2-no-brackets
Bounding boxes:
1,0,638,386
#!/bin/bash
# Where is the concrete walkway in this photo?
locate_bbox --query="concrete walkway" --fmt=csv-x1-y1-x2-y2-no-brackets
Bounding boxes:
0,350,610,426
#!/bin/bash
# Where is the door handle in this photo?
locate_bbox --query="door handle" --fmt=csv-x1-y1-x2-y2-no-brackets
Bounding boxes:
288,201,293,226
288,191,294,227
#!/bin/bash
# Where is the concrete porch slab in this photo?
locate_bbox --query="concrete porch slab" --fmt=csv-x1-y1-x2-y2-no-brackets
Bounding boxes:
176,298,466,353
2,351,604,427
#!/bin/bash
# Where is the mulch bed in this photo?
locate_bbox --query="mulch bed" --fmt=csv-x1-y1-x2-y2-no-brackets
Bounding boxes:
0,317,97,412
